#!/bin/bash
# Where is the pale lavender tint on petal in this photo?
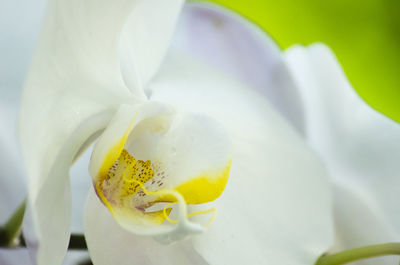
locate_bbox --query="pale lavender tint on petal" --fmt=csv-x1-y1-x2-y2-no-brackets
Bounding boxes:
167,2,305,132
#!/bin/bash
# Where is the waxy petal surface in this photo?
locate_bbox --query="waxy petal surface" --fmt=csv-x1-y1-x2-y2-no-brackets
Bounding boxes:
285,44,400,263
19,0,184,263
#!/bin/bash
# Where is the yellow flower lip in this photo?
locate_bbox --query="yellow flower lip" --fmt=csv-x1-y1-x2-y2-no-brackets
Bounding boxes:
95,148,231,225
161,159,232,205
89,102,232,241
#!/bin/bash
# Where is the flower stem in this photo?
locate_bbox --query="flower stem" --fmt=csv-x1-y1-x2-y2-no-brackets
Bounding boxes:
0,199,26,247
316,243,400,265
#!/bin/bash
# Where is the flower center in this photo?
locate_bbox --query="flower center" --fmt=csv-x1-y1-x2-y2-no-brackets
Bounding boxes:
96,149,167,222
95,148,219,226
89,103,233,241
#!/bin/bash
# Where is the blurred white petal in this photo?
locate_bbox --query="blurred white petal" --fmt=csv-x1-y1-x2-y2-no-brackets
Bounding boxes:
284,44,400,263
168,3,305,131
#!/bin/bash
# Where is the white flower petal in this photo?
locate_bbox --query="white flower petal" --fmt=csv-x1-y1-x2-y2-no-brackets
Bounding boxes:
120,0,184,90
331,183,398,265
284,44,400,249
166,2,305,131
19,0,176,263
84,187,209,265
148,112,231,204
148,49,333,264
89,102,174,180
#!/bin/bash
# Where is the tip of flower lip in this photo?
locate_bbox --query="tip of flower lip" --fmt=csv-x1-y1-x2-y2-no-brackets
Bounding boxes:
154,219,206,245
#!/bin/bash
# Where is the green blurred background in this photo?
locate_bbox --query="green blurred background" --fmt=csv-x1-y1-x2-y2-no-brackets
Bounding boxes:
207,0,400,123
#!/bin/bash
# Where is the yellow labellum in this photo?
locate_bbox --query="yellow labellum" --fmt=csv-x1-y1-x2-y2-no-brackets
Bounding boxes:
174,160,232,204
95,146,231,226
156,160,232,204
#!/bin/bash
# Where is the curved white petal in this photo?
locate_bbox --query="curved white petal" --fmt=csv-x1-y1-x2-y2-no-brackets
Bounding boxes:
20,0,184,263
164,2,305,131
284,44,400,250
331,183,398,265
146,49,333,264
84,187,209,265
120,0,184,90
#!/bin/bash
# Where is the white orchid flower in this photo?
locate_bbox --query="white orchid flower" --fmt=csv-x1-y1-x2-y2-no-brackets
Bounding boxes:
14,0,400,265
